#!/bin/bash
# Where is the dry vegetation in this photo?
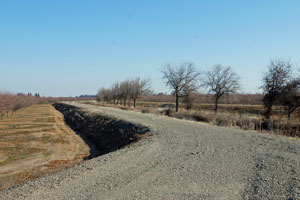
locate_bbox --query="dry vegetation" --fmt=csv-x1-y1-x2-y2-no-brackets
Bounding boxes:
0,93,48,120
0,92,97,120
83,99,300,138
0,104,89,190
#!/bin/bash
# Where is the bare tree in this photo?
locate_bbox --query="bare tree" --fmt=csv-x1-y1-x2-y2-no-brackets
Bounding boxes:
97,77,151,107
182,82,198,110
97,88,112,103
0,92,47,120
111,82,120,104
129,77,151,108
279,79,300,120
204,65,240,113
262,59,292,119
119,80,131,106
161,62,201,112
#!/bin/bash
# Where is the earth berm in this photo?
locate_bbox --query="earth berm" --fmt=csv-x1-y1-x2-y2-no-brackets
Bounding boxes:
1,102,300,200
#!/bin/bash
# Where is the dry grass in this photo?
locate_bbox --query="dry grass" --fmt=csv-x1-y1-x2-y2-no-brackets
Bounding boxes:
0,104,90,190
82,100,300,138
170,109,300,137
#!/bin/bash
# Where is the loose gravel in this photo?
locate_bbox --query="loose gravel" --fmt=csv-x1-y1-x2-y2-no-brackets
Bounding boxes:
1,102,300,200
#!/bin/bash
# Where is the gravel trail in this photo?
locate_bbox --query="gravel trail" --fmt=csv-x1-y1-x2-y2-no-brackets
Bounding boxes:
1,102,300,199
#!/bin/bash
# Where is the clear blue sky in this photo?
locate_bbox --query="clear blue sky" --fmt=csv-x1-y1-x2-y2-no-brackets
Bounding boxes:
1,0,299,97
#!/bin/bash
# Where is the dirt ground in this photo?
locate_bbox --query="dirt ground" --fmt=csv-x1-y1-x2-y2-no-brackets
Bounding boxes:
0,104,90,190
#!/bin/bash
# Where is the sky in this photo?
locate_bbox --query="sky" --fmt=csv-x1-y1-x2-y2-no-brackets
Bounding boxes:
1,0,300,97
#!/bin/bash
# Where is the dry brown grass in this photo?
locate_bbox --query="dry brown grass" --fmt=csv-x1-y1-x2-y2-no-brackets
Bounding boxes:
0,104,90,190
82,100,300,138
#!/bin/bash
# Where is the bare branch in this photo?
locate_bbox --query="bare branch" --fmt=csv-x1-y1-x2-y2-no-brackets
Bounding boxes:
161,62,201,112
204,65,240,113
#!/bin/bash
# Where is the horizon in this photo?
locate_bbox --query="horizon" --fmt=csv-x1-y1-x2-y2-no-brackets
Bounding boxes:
1,0,300,97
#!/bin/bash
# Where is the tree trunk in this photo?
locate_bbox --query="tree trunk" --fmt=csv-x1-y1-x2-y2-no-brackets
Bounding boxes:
215,97,218,113
265,104,272,119
288,106,292,120
263,98,273,119
185,94,189,110
175,92,179,112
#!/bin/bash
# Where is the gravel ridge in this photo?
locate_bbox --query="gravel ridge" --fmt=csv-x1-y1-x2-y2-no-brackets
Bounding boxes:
1,102,300,200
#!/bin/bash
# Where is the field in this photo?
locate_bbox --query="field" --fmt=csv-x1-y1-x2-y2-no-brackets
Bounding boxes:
0,104,90,190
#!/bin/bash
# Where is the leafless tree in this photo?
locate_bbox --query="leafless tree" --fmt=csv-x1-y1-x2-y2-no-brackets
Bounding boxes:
111,82,120,104
129,77,151,108
97,88,112,103
182,82,198,110
204,65,240,113
0,92,47,120
279,79,300,120
161,62,201,112
262,59,292,119
119,80,132,106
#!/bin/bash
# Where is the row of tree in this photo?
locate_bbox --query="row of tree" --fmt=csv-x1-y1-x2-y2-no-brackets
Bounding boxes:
161,62,240,112
0,93,48,119
162,59,300,119
97,77,151,108
97,59,300,120
98,62,241,113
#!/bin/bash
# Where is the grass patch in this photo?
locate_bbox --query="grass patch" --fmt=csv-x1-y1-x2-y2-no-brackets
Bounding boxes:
84,100,300,138
43,151,51,157
0,146,44,166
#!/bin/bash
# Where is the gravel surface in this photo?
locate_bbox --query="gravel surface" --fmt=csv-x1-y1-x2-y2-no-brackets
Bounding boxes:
1,102,300,200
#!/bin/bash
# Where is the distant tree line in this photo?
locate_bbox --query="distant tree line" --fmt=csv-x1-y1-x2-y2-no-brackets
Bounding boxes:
26,93,40,97
97,77,151,108
0,93,47,119
97,59,300,120
77,94,97,98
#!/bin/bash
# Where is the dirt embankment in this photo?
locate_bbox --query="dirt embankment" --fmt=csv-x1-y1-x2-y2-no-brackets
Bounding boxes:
53,103,150,158
0,104,90,191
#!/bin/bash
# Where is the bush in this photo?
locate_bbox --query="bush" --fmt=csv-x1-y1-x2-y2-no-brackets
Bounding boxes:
191,113,209,122
161,108,173,117
141,108,150,113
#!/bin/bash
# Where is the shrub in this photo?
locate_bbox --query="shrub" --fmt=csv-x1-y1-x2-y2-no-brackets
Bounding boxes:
141,108,150,113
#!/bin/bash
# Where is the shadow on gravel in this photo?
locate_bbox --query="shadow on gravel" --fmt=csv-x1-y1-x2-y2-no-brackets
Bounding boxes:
53,103,150,159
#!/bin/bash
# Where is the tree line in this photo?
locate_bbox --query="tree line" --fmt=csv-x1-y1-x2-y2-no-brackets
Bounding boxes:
0,93,47,119
98,59,300,120
162,59,300,120
97,77,151,108
161,62,240,112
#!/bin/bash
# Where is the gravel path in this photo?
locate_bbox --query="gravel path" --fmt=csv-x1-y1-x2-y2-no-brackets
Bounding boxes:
1,102,300,200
